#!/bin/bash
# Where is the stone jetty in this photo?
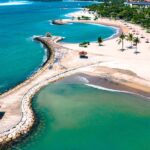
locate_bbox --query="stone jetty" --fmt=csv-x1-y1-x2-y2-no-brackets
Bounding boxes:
0,35,102,148
52,19,68,25
0,36,57,147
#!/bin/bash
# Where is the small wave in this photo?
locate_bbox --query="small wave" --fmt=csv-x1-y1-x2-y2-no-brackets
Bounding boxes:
26,35,42,42
86,84,150,100
49,20,54,26
26,36,33,42
27,35,43,42
42,48,48,63
30,35,48,65
105,26,120,40
67,22,73,25
36,41,48,64
86,84,126,93
77,76,89,83
32,35,43,39
0,1,32,6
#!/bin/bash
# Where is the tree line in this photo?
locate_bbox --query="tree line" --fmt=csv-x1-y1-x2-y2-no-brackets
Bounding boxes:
87,1,150,31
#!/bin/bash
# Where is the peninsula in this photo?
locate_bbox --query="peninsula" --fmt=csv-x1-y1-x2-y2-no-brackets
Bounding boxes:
0,2,150,149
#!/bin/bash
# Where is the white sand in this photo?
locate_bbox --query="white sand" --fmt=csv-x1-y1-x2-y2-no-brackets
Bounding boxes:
0,10,150,141
63,10,150,81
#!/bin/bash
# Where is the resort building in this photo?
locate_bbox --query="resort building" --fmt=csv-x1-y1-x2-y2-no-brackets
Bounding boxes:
125,0,150,7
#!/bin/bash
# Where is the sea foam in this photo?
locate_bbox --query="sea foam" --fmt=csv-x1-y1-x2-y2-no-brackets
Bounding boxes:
86,84,150,100
0,1,32,6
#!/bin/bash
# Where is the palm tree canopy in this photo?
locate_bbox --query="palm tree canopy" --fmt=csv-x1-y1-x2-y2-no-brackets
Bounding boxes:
118,32,126,44
119,33,126,39
87,2,149,29
133,37,140,45
127,33,134,41
98,36,103,43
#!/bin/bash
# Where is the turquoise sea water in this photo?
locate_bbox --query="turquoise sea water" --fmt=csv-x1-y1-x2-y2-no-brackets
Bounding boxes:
2,2,149,149
0,0,116,94
13,83,150,150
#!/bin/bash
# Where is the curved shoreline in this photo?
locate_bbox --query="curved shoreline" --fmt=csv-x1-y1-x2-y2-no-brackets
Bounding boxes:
0,37,54,99
53,19,123,41
0,20,119,95
0,35,103,147
0,35,150,147
0,37,53,146
0,63,103,147
86,84,150,100
70,21,122,40
0,14,150,148
0,20,122,146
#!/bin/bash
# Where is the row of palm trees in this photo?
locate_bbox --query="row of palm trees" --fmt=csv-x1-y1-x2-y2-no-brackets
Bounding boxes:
118,33,140,53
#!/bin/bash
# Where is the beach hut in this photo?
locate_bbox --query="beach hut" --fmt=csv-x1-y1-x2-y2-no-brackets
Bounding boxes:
79,51,88,58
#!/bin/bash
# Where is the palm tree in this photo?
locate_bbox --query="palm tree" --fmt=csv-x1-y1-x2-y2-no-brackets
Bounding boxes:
98,36,103,46
133,37,140,54
126,33,134,48
117,33,126,51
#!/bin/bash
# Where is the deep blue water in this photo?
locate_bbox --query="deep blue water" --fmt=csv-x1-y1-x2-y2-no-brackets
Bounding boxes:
0,1,116,94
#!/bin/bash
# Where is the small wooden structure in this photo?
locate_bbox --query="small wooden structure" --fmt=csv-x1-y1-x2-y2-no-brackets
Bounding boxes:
79,51,88,58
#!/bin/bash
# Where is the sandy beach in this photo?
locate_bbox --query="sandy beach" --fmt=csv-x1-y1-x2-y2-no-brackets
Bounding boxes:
63,10,150,81
0,9,150,147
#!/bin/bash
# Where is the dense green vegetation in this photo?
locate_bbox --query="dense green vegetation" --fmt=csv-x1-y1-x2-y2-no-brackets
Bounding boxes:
88,1,150,30
78,16,91,20
79,41,90,47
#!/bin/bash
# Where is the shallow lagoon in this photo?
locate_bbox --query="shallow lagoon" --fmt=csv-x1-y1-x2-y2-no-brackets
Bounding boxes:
13,83,150,150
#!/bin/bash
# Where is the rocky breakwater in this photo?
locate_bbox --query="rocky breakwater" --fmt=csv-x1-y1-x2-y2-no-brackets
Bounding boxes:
0,36,56,149
0,89,35,149
52,19,68,25
0,35,99,148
